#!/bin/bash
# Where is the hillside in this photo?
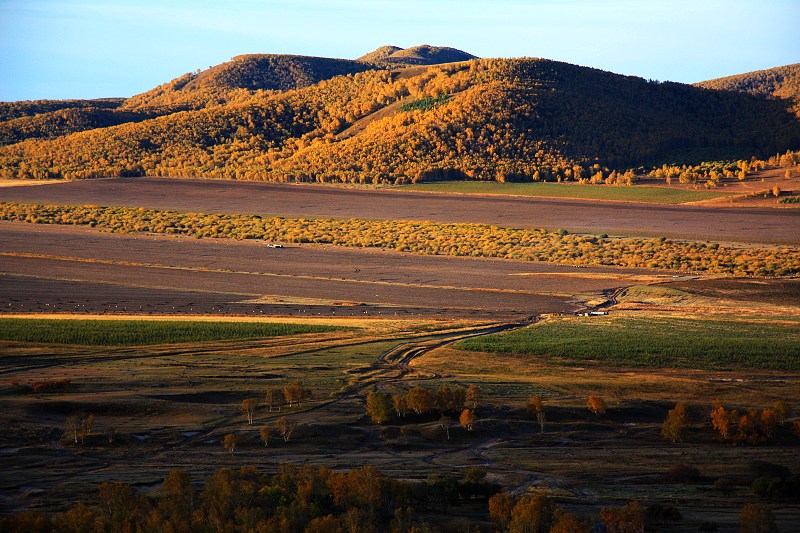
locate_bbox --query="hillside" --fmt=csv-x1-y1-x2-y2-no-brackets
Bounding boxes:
696,63,800,100
121,54,376,112
0,55,377,147
358,45,478,66
1,56,799,182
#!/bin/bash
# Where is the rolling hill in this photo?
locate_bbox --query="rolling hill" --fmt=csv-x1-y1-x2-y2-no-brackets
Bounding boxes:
1,51,798,182
696,63,800,100
357,45,478,66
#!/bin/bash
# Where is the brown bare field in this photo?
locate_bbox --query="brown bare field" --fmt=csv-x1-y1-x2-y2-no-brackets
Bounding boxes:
0,222,684,320
1,177,798,243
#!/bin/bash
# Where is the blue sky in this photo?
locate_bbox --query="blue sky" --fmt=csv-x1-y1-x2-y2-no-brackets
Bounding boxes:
1,0,798,101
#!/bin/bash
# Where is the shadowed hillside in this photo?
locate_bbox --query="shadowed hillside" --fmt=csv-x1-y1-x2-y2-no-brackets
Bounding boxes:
1,55,798,182
696,63,800,100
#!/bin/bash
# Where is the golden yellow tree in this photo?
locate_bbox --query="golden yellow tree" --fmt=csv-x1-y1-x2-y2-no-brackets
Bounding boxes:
587,395,606,416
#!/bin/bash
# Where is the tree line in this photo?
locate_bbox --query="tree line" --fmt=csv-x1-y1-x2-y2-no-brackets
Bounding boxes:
2,202,798,277
0,464,783,532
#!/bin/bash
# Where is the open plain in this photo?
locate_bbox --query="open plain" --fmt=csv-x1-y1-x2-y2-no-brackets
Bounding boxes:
1,177,799,531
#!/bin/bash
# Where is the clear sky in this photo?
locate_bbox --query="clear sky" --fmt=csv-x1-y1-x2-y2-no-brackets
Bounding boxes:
1,0,798,101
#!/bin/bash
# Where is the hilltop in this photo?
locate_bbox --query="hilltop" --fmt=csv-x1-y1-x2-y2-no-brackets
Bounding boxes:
1,53,798,182
357,44,478,66
696,63,800,100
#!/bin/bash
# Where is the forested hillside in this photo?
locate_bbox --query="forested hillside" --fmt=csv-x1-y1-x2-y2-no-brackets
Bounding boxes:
696,63,800,100
1,54,799,182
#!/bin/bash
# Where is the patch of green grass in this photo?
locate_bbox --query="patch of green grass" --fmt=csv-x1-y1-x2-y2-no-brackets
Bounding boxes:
0,319,347,346
400,181,730,204
399,95,449,112
455,315,800,370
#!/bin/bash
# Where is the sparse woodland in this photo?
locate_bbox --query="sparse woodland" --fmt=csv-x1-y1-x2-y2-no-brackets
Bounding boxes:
2,202,797,276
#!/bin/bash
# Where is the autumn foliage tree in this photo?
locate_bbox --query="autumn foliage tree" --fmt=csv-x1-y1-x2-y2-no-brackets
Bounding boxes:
587,395,606,416
527,394,546,434
276,416,297,442
240,398,257,425
550,509,590,533
406,386,433,415
366,391,393,424
223,433,237,453
661,402,688,443
259,425,271,447
392,394,407,417
284,380,311,407
508,494,557,533
459,409,477,431
711,399,736,439
265,387,285,412
465,384,481,410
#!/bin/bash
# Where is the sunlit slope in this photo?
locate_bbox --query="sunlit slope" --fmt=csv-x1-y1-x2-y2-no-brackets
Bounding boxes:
2,58,799,182
696,63,800,100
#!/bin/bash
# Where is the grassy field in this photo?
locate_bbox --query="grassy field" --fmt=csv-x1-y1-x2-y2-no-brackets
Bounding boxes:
400,181,731,204
0,318,347,346
455,314,800,370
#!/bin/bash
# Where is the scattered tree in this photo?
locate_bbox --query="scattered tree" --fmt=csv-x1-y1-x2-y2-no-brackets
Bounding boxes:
64,415,81,445
711,399,736,439
223,433,237,453
284,380,311,407
465,384,481,410
459,409,476,431
259,425,271,447
366,391,393,424
587,395,606,416
276,416,297,442
527,394,546,434
265,387,285,412
79,414,94,444
240,398,257,425
661,402,688,443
